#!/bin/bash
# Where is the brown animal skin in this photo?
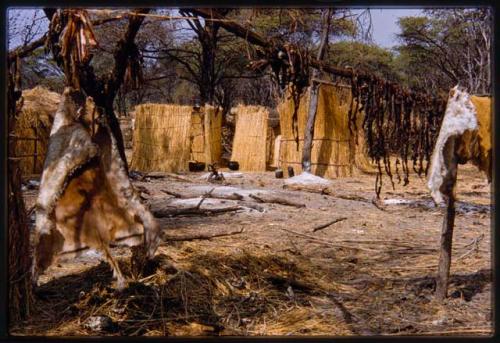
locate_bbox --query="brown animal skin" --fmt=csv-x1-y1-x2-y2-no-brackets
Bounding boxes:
33,87,159,289
455,96,491,181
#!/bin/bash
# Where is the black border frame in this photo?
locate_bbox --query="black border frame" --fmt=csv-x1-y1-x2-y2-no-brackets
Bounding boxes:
1,1,498,342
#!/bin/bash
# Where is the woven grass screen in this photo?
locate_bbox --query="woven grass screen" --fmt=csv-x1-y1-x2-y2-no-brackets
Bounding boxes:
277,83,374,178
131,104,222,172
230,105,270,171
13,87,60,175
189,105,222,165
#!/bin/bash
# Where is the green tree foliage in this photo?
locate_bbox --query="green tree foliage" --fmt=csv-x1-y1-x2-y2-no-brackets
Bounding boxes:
395,8,491,95
326,41,399,81
9,8,491,111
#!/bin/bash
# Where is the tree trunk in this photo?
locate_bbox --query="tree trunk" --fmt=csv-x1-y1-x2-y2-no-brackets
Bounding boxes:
8,159,33,322
105,103,129,173
199,21,219,105
7,62,33,323
301,9,332,173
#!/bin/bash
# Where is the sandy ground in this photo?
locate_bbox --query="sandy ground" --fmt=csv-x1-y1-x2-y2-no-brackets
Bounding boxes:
13,161,492,337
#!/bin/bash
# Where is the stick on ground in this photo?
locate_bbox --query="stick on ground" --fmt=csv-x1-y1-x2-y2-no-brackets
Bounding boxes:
162,228,245,242
312,217,347,232
249,193,305,208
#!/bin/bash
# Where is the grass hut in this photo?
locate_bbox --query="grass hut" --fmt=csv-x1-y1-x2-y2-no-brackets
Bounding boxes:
13,86,60,176
277,83,374,178
130,104,222,173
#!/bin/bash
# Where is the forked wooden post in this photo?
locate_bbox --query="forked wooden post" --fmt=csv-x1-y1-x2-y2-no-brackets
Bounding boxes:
435,140,458,301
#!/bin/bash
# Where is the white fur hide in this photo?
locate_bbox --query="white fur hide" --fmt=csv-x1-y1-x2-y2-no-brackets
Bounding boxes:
427,86,478,204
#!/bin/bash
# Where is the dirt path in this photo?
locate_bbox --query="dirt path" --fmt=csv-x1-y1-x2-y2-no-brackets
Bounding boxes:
13,163,491,336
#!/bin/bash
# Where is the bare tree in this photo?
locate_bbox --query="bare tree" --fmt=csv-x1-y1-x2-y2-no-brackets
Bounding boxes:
397,8,491,94
44,8,150,168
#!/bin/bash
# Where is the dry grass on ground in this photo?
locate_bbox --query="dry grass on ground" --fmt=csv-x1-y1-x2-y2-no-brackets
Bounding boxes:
12,161,492,337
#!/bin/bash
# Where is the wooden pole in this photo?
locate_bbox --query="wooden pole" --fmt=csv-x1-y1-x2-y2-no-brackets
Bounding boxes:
204,107,212,165
301,9,332,173
435,139,458,300
33,120,38,174
435,195,456,300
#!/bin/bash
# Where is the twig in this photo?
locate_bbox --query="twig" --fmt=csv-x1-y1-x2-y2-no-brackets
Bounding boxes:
462,233,484,249
336,194,369,202
283,183,334,196
162,228,245,242
249,193,305,208
334,194,385,211
161,189,244,201
371,197,386,211
161,190,182,198
387,327,492,336
454,239,482,262
279,228,377,252
26,205,36,217
195,188,215,210
138,274,157,283
312,217,347,232
163,173,194,182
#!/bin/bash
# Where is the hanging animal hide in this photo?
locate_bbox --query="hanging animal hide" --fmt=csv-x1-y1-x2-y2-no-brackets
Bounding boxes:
32,87,160,289
427,85,491,204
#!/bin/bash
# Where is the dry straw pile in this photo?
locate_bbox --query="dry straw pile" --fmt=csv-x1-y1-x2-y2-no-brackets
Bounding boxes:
12,245,353,336
277,83,374,178
131,104,222,172
230,105,270,171
13,86,60,175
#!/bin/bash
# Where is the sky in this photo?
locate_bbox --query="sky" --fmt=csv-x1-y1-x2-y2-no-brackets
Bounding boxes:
7,8,424,50
369,8,423,48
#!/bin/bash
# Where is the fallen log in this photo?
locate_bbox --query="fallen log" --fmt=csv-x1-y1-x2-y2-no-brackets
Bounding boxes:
249,193,306,208
152,205,242,217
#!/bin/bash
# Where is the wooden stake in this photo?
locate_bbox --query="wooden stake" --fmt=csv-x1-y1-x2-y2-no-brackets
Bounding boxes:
435,195,456,300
